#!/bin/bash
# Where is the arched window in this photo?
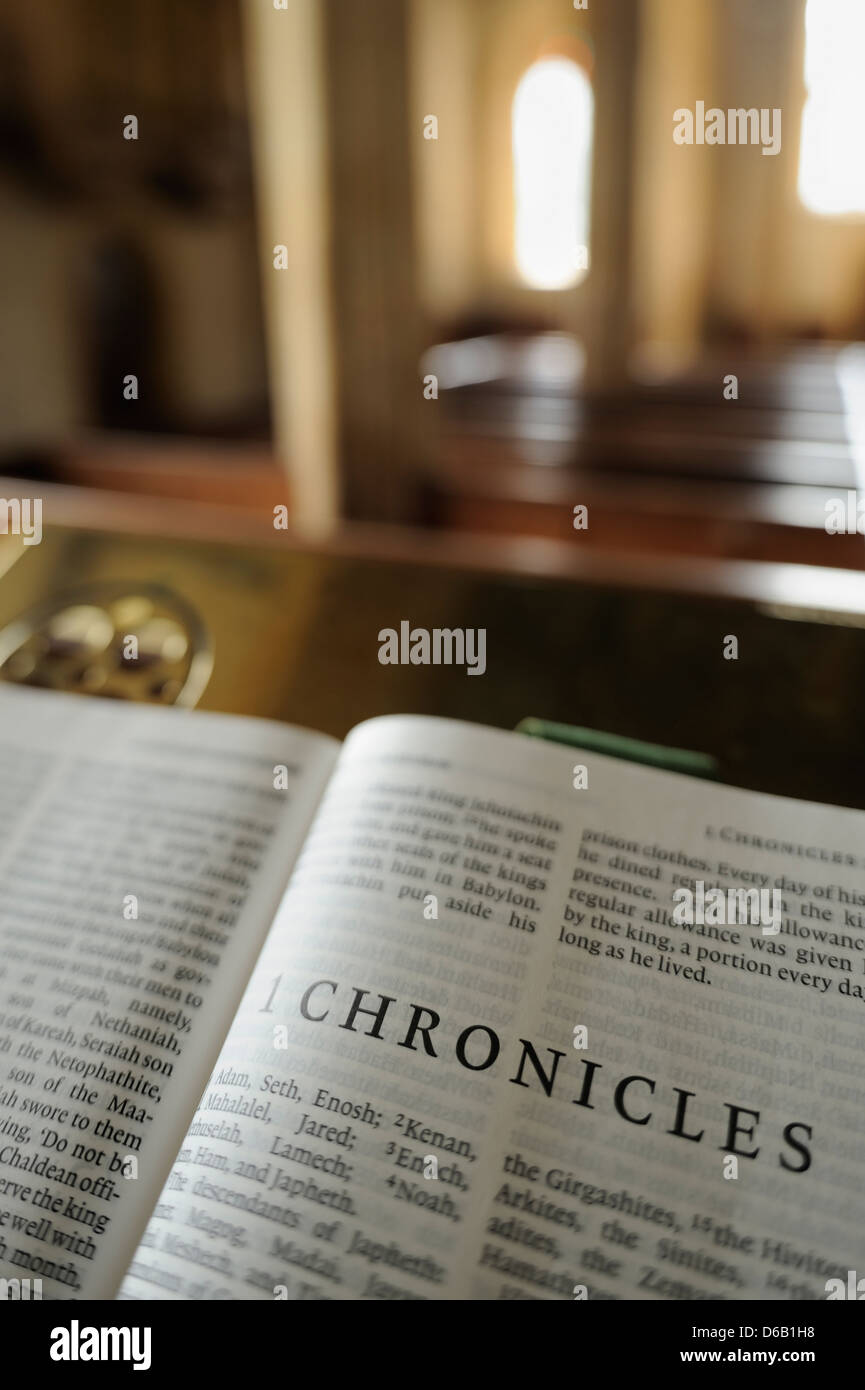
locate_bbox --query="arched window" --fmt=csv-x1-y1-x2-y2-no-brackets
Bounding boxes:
512,57,593,289
798,0,865,215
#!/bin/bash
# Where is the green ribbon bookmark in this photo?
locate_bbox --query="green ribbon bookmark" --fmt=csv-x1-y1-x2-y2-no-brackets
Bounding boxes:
516,718,720,781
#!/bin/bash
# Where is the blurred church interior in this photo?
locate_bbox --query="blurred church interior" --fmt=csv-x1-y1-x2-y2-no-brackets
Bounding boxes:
1,0,865,571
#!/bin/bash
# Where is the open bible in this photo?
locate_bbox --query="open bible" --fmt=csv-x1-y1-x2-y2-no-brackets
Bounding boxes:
0,682,863,1302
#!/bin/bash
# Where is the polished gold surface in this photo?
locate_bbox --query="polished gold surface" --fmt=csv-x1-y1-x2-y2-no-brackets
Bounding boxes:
0,522,864,810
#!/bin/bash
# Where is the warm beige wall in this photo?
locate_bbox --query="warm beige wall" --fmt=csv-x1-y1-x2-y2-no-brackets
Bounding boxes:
672,0,865,343
752,0,865,338
410,0,865,351
0,195,267,451
631,0,715,365
706,0,800,339
410,0,479,322
148,216,267,423
410,0,596,332
0,190,85,449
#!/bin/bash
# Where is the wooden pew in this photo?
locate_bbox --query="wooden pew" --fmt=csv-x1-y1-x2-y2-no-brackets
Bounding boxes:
424,337,865,568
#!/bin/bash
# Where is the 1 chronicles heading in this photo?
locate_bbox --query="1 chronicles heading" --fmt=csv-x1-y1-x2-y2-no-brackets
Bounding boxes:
297,980,813,1173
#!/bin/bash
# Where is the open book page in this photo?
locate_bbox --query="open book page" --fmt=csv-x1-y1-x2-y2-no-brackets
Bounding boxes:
121,714,865,1301
0,685,338,1298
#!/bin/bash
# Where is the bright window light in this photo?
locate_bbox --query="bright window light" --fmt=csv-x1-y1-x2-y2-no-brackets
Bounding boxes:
512,57,593,290
798,0,865,215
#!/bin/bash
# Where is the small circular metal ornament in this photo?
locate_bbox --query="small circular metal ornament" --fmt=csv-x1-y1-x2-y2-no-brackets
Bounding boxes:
0,583,212,707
